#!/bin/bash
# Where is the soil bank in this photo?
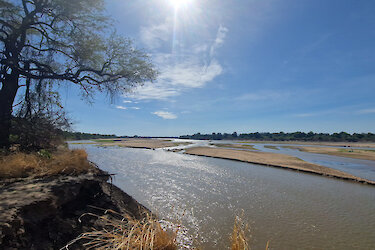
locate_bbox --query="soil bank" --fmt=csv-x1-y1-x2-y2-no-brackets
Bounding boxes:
0,168,148,249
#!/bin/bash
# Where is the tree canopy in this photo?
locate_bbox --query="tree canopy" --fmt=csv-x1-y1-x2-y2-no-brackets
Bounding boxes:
0,0,157,149
180,132,375,142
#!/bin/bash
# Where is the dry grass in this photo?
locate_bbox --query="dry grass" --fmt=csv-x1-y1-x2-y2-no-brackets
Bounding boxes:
231,214,250,250
230,214,270,250
64,210,177,250
0,149,92,179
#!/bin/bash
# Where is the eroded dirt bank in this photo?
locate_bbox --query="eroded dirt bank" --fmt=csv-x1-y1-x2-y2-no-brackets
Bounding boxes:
185,147,375,185
0,168,148,249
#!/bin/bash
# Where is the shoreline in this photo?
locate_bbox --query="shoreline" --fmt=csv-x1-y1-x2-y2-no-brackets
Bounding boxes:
184,147,375,186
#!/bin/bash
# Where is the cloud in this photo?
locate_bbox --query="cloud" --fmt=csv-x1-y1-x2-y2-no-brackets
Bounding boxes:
140,19,172,50
132,25,228,100
115,105,127,110
152,111,177,119
237,91,291,102
123,100,132,103
115,105,140,110
358,108,375,114
132,84,180,100
294,113,316,118
160,59,222,88
210,25,228,57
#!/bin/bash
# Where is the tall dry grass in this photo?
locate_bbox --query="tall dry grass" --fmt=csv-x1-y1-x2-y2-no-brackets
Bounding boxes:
230,214,269,250
0,149,92,179
231,215,250,250
64,209,177,250
64,209,270,250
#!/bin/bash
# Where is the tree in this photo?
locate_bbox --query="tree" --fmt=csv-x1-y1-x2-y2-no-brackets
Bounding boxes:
0,0,157,148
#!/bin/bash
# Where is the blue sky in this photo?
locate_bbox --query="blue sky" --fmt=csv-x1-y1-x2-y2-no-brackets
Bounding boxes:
63,0,375,136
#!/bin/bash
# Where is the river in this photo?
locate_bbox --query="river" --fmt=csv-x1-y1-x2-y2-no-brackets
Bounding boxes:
69,142,375,249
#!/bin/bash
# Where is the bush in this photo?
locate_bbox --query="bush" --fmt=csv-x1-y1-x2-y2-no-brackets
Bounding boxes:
10,116,65,152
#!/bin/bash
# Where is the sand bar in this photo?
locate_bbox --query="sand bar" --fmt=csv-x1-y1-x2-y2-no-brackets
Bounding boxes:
185,147,375,185
283,146,375,161
238,140,375,148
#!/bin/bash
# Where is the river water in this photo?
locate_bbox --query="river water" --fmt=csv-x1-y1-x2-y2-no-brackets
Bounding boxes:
69,142,375,249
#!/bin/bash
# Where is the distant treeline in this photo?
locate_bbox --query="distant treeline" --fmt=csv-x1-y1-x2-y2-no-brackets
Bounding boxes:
62,131,117,140
179,132,375,142
62,131,178,140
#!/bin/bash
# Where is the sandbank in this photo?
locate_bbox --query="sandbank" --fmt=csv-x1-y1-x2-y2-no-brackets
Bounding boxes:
184,147,375,185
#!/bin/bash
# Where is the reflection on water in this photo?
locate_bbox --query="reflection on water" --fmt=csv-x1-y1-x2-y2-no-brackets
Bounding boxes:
70,143,375,249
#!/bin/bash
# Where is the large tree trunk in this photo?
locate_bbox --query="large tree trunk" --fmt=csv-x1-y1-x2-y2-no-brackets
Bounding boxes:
0,71,19,149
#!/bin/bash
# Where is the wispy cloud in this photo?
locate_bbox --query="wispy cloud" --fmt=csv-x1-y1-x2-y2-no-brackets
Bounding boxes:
210,25,228,57
116,105,140,110
132,23,228,100
116,105,127,110
152,111,177,119
294,113,317,118
237,91,291,102
358,108,375,114
123,100,133,103
140,19,172,50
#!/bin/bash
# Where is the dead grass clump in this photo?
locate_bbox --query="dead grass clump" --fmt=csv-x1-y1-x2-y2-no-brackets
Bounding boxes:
0,149,92,179
49,149,92,176
231,215,250,250
231,214,270,250
0,152,40,178
65,210,177,250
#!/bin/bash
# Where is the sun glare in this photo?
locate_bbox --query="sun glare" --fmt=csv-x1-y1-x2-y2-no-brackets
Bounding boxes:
169,0,193,9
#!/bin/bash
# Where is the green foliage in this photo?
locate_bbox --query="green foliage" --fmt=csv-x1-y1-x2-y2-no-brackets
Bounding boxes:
0,0,157,99
38,149,52,159
0,0,157,150
180,131,375,142
63,131,116,141
10,116,65,152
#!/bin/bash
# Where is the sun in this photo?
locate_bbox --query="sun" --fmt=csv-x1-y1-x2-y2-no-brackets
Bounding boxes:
169,0,193,9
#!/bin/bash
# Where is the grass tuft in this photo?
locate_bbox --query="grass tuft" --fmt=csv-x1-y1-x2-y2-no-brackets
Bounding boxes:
0,149,92,179
64,209,177,250
231,214,250,250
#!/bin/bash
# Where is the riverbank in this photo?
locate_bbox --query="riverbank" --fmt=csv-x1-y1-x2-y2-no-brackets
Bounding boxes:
0,147,179,249
184,147,375,185
0,165,153,249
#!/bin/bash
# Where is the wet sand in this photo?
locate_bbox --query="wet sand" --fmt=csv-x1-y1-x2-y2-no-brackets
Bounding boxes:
283,146,375,161
184,147,375,185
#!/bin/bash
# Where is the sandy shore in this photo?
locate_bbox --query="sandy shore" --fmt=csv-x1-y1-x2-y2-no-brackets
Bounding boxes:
184,147,375,185
283,146,375,161
93,138,190,149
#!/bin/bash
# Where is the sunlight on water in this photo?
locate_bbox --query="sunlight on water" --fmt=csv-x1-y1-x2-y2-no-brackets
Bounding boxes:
70,143,375,249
